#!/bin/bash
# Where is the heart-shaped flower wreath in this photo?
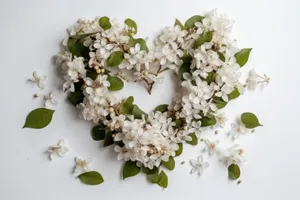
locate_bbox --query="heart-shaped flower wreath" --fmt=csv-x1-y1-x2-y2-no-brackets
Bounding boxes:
23,9,269,188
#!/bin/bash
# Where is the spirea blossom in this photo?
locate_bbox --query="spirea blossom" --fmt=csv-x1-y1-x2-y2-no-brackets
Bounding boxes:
54,9,269,177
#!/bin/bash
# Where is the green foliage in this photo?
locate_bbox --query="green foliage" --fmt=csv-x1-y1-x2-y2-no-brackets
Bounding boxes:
206,71,217,84
174,18,184,30
241,112,262,128
162,156,175,170
68,91,84,106
23,108,55,129
213,89,241,109
228,88,240,100
123,161,141,179
125,18,137,34
178,54,192,80
132,105,147,119
234,48,252,67
193,31,213,49
99,16,112,30
218,52,226,62
91,124,106,141
78,171,104,185
186,133,198,145
107,76,124,91
173,118,184,129
103,128,114,147
86,71,98,80
157,170,168,188
174,118,184,129
147,170,168,188
154,104,169,113
67,33,93,58
107,51,124,67
120,96,147,119
131,38,149,52
142,166,159,175
201,115,217,127
147,170,160,183
175,143,183,156
120,96,134,114
213,97,227,109
228,164,240,180
184,15,204,29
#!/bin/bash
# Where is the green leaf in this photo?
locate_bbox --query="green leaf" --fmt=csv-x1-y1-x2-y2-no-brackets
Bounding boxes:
91,124,106,141
107,76,124,91
228,164,240,180
23,108,55,129
67,33,93,58
234,48,252,67
107,51,124,67
186,133,198,145
206,71,217,84
175,143,183,156
68,91,84,106
184,15,204,29
103,128,114,147
123,161,140,179
131,38,149,52
162,157,175,170
178,63,190,80
99,16,112,30
142,166,159,175
193,31,213,49
174,18,184,30
218,52,226,62
201,115,217,127
78,171,104,185
120,96,134,115
179,63,191,81
241,112,262,129
132,105,147,119
157,170,168,188
178,53,193,80
228,88,240,100
147,170,160,183
86,71,99,80
213,97,227,109
154,104,169,113
125,18,137,34
173,118,184,129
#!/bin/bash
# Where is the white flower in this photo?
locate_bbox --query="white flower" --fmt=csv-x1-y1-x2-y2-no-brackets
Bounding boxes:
56,51,72,64
214,112,227,128
195,22,204,34
64,57,86,81
63,75,75,92
190,155,209,176
204,139,220,155
246,69,270,91
222,144,245,166
48,140,69,160
29,72,47,89
44,92,58,107
230,123,248,139
74,157,92,173
155,42,183,66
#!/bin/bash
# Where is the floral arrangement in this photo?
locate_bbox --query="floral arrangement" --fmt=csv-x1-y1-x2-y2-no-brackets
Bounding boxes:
23,9,269,188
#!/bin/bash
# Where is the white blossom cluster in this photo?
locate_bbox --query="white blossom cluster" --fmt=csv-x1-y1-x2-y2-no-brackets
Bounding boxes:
55,10,268,172
165,10,246,129
113,112,197,169
57,17,163,93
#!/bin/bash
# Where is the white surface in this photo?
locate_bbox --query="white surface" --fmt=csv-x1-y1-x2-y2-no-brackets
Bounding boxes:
0,0,299,199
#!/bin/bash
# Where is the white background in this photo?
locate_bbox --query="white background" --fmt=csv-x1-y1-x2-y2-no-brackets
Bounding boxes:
0,0,299,199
